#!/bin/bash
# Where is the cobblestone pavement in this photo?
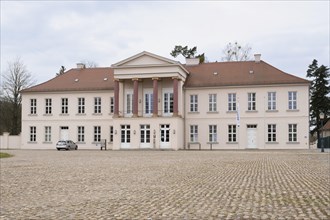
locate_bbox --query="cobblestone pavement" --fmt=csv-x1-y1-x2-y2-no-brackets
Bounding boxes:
0,150,329,220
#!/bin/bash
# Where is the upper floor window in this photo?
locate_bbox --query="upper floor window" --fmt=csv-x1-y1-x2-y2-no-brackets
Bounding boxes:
190,95,198,112
190,125,198,142
44,126,51,142
163,90,173,115
288,91,297,110
45,98,52,114
144,92,153,115
228,125,237,142
267,92,276,110
209,94,217,112
126,92,133,115
30,126,36,142
78,98,85,114
94,97,101,114
30,99,37,114
61,98,68,114
268,124,276,142
288,124,297,142
248,93,256,111
209,125,217,143
228,93,236,111
110,97,114,114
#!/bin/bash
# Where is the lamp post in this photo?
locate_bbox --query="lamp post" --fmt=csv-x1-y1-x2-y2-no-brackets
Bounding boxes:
320,112,325,153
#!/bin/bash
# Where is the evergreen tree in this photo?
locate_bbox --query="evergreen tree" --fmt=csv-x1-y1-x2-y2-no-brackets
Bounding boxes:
170,45,205,63
306,59,330,147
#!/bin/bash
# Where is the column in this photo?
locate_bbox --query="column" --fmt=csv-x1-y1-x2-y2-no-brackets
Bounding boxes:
114,79,119,117
133,78,139,117
173,77,179,116
152,78,159,117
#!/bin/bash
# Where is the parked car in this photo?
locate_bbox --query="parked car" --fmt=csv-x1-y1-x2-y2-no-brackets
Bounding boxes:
56,140,78,151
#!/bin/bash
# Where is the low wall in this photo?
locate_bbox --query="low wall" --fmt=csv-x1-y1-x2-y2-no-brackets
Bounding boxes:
0,133,21,150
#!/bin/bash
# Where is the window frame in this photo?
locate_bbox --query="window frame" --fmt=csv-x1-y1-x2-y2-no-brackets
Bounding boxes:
209,94,217,112
190,94,198,112
248,93,256,111
94,97,102,114
267,92,276,111
209,125,217,143
78,98,85,114
30,99,37,114
190,125,198,142
61,98,68,114
44,126,51,142
30,126,36,142
228,93,237,111
94,126,101,142
267,124,277,142
228,125,237,143
288,91,297,110
288,124,297,142
78,126,85,142
45,98,52,114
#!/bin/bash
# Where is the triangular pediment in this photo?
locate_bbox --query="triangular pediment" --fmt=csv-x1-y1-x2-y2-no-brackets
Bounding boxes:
112,51,179,67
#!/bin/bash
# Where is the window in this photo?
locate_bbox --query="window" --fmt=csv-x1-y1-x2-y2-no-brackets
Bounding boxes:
190,95,198,112
228,93,236,111
61,98,68,114
144,92,153,115
228,125,237,142
121,125,131,143
163,91,173,115
248,93,256,111
45,98,52,114
267,92,276,110
140,125,150,144
110,97,114,114
44,126,51,142
209,94,217,112
288,124,297,142
109,126,113,143
126,92,133,115
30,126,36,142
78,126,85,142
94,97,101,114
30,99,37,114
94,126,101,142
209,125,217,142
288,91,297,110
190,125,198,142
78,98,85,114
268,124,276,142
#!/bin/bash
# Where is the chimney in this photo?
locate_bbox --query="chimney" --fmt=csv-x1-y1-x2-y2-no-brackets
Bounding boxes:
76,63,85,69
185,58,200,66
254,54,261,63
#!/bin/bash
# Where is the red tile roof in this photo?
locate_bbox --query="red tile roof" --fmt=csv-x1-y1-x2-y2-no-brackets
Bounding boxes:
22,61,309,93
184,61,309,87
22,68,114,93
321,120,330,131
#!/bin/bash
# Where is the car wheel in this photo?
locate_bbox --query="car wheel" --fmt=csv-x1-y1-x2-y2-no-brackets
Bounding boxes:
57,148,60,151
75,146,78,150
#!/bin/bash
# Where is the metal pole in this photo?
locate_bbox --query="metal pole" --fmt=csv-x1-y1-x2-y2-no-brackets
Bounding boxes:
321,120,324,153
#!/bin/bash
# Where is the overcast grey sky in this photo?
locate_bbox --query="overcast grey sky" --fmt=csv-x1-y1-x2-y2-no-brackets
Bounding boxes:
1,1,329,84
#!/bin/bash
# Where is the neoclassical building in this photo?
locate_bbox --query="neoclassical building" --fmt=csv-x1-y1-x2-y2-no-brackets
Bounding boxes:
21,51,310,150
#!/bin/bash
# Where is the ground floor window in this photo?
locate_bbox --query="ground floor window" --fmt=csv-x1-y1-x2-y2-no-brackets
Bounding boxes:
44,126,51,142
288,124,297,142
140,125,150,144
268,124,276,142
209,125,217,142
190,125,198,142
78,126,85,142
109,126,113,143
121,125,130,143
30,126,36,142
228,125,236,142
94,126,101,142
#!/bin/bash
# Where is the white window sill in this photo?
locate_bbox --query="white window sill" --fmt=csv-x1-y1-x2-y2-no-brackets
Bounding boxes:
43,114,53,116
28,141,37,144
188,111,199,114
76,142,86,144
207,111,218,114
226,111,236,114
286,142,300,144
76,113,86,116
246,110,258,113
59,114,69,116
92,113,103,116
287,109,299,112
226,142,238,144
207,142,218,144
266,110,278,113
28,114,38,116
42,141,52,144
266,142,279,144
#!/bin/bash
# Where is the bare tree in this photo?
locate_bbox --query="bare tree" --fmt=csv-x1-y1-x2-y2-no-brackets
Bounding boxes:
56,66,66,76
80,60,98,68
221,42,252,61
2,57,36,134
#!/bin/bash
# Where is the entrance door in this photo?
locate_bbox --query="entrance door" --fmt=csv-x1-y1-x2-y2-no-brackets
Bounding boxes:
60,126,69,140
120,125,131,148
140,125,151,148
160,124,170,148
247,125,257,149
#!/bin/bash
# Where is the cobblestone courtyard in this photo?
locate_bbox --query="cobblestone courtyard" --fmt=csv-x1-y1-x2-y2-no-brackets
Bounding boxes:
0,150,329,219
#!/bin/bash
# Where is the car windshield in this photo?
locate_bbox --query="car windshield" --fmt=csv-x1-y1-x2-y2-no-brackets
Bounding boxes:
58,141,66,144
